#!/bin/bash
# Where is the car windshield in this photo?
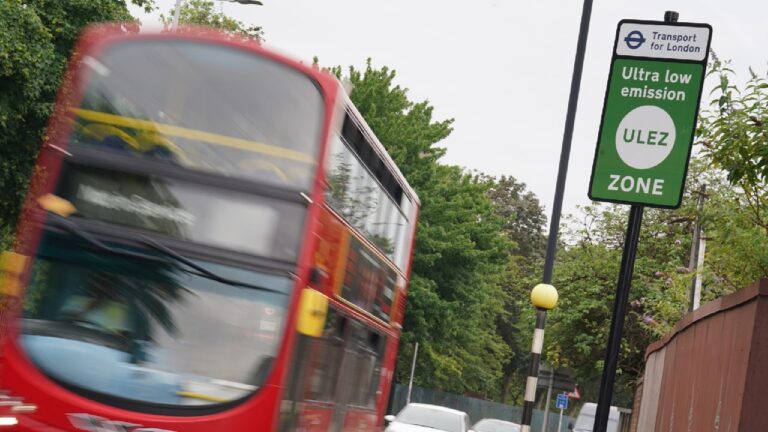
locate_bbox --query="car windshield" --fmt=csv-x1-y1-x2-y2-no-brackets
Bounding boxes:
20,231,292,408
396,405,463,432
473,419,521,432
71,40,324,190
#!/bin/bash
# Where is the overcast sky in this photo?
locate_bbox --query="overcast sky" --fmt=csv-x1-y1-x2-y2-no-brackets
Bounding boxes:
132,0,767,219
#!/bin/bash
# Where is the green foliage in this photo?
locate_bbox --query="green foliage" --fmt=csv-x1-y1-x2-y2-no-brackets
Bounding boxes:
160,0,263,40
26,0,138,59
485,175,547,260
686,158,768,296
401,165,511,395
699,55,768,187
694,58,768,293
1,0,152,247
0,1,56,238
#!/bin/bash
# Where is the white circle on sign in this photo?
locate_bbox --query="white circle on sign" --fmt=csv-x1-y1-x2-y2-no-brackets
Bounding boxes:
615,105,676,169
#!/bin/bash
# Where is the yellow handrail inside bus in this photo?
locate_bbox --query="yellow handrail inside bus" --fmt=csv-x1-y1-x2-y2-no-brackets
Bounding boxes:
37,194,77,217
70,108,315,164
176,391,229,403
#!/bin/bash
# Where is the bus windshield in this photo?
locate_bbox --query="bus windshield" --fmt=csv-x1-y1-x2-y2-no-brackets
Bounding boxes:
71,40,324,190
21,231,292,408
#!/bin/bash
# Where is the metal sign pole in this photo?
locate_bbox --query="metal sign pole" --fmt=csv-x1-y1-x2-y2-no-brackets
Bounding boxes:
592,205,644,432
588,10,711,432
555,393,569,432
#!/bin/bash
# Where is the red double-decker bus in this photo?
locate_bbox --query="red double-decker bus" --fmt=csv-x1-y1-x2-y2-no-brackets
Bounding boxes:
0,25,418,431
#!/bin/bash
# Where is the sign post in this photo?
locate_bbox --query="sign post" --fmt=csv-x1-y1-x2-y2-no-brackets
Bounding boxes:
588,12,711,432
556,393,569,432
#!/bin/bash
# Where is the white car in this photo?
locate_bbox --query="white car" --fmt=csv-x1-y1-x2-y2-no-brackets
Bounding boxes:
572,402,619,432
384,403,474,432
472,418,521,432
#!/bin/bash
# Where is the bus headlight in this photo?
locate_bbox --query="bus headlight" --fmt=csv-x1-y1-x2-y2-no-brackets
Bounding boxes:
0,417,17,427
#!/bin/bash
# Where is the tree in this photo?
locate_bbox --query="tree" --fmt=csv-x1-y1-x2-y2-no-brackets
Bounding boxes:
698,55,768,192
486,175,547,261
482,175,547,403
695,58,768,293
160,0,263,40
0,0,153,249
399,166,511,395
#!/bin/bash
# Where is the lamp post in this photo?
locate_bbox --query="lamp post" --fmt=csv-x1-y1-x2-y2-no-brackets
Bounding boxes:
171,0,183,31
171,0,263,31
520,284,558,432
519,0,593,428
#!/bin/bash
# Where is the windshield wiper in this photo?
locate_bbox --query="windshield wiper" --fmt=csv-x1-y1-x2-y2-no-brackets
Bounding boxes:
136,235,286,294
46,213,158,262
45,213,286,294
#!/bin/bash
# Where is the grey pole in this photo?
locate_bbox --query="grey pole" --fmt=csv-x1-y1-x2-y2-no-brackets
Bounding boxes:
520,0,593,429
541,369,554,432
406,342,418,404
171,0,183,31
688,184,707,311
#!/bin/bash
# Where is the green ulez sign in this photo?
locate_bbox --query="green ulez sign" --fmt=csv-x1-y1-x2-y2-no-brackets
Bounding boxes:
589,20,712,208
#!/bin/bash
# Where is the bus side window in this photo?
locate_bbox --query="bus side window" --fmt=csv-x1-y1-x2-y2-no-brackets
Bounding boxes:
365,332,387,407
303,316,345,401
279,309,345,431
342,325,385,409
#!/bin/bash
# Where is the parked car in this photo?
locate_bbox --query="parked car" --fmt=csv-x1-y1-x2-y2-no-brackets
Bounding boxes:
384,403,474,432
472,418,521,432
572,402,619,432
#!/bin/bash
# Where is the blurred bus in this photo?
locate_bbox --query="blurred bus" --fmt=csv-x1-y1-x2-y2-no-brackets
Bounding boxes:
0,25,418,432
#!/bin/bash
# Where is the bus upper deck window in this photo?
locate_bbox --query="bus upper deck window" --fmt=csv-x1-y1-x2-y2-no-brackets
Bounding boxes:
72,40,324,190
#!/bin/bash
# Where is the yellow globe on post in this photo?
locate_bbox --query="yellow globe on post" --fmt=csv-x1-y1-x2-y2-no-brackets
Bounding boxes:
531,283,558,310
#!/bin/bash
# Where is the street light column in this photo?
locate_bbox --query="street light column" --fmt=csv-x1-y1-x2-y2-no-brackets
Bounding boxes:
171,0,184,31
520,284,558,432
171,0,263,32
519,0,593,428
